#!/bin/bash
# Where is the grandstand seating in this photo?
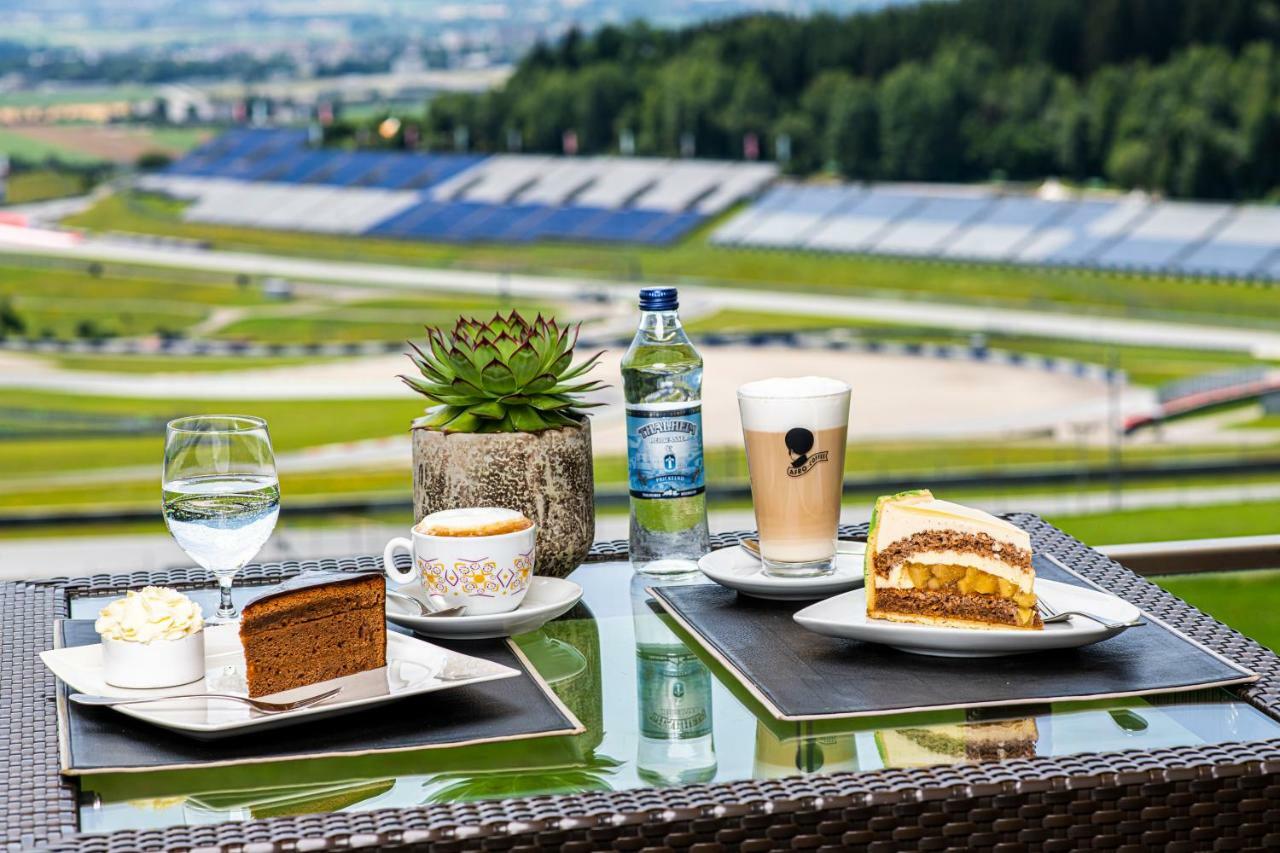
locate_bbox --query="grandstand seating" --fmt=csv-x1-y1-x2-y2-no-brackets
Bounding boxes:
714,183,1280,280
805,187,917,252
152,129,1280,273
148,129,777,246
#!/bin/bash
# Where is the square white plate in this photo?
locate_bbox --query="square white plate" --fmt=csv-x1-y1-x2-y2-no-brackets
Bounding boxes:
41,624,520,740
794,579,1144,657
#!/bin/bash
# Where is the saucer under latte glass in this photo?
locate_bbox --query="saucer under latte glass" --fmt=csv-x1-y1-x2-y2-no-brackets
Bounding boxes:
738,376,851,577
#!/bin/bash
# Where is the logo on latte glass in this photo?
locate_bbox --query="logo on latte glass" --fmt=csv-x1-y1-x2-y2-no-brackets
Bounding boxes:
784,427,829,477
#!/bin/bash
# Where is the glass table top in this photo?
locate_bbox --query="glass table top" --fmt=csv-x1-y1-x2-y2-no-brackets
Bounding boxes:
70,561,1280,834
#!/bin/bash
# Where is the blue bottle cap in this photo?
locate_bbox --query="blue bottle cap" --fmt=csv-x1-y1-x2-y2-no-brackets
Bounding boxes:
639,287,678,311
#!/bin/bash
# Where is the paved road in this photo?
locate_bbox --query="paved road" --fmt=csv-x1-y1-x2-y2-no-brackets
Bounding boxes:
5,481,1276,579
5,235,1280,356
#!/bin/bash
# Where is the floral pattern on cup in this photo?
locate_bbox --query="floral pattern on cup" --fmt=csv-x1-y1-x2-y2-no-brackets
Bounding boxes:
418,554,531,598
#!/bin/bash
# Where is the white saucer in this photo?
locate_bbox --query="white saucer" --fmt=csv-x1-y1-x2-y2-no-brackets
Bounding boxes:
386,576,583,640
697,543,866,601
40,625,519,740
793,578,1143,657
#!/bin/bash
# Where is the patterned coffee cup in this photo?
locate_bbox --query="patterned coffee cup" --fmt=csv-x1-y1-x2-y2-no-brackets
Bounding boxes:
383,513,536,616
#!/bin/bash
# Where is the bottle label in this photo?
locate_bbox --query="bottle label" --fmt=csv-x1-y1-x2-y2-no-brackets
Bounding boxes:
626,402,705,499
637,653,713,740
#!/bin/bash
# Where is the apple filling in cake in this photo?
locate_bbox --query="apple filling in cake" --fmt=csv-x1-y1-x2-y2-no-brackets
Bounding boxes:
865,490,1043,631
896,562,1039,627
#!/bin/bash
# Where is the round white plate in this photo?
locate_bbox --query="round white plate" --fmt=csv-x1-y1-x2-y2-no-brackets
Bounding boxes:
697,543,866,601
793,578,1143,657
386,576,583,640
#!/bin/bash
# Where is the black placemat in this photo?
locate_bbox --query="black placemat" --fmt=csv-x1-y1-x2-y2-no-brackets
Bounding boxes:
650,554,1257,721
55,621,583,774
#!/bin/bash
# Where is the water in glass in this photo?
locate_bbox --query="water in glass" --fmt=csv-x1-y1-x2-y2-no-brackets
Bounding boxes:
163,416,278,622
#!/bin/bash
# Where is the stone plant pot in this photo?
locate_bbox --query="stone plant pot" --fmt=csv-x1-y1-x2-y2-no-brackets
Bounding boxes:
412,419,595,579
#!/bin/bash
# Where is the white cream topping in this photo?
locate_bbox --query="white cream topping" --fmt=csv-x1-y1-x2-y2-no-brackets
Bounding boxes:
415,507,529,535
95,586,204,643
875,496,1030,554
737,376,850,431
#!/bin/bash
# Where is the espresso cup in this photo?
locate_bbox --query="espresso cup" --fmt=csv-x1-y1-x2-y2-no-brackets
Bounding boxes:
382,508,537,616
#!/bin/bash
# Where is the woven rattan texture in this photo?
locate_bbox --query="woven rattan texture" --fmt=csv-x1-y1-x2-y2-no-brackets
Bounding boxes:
13,517,1280,851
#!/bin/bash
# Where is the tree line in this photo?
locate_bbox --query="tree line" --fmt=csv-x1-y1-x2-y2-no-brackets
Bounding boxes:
336,0,1280,201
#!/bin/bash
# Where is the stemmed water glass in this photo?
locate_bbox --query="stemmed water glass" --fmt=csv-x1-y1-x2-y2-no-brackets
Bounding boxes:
162,415,280,622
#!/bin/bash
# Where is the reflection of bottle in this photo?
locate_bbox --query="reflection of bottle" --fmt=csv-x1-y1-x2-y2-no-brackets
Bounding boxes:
632,574,717,784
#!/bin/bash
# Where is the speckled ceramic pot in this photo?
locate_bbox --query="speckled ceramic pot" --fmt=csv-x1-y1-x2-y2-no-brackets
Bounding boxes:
412,420,595,579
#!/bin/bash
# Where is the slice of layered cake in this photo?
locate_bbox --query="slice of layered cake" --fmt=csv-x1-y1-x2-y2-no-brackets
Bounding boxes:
865,490,1041,630
239,572,386,697
875,718,1039,768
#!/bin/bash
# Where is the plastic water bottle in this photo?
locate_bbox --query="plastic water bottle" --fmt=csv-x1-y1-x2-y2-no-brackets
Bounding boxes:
622,287,710,574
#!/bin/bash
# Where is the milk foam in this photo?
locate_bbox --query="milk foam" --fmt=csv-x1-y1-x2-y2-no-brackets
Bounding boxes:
415,507,531,536
737,376,851,432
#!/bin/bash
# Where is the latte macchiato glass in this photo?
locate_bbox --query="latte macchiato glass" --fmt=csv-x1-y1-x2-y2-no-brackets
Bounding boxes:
738,377,850,577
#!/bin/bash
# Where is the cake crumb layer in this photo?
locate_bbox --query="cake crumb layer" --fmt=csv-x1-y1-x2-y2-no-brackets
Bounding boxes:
871,588,1043,629
873,529,1031,576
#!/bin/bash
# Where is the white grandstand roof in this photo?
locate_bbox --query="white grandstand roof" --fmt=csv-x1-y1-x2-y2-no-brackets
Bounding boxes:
432,155,555,204
1123,202,1233,241
514,159,610,206
710,184,799,245
173,178,420,234
693,161,777,215
632,162,734,212
573,158,668,209
1210,207,1280,245
736,185,856,247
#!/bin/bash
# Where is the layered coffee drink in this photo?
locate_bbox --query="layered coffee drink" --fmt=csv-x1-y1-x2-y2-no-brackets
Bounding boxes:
414,507,533,537
738,376,851,576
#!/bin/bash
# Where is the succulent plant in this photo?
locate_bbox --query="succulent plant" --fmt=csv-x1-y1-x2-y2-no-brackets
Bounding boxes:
402,311,606,433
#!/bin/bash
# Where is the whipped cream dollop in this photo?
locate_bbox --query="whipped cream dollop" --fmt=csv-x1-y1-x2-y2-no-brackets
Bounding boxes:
95,586,204,643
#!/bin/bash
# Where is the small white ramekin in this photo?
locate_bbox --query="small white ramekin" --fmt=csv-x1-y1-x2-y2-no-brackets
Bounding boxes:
102,630,206,689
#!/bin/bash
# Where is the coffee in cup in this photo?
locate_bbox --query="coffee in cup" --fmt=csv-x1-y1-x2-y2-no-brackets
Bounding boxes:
383,508,536,615
738,376,850,577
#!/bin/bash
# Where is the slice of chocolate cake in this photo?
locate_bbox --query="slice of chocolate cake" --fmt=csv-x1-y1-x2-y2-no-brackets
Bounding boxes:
865,490,1042,630
239,572,386,697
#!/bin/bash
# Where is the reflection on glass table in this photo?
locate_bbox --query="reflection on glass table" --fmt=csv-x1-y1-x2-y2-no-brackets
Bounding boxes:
72,561,1280,835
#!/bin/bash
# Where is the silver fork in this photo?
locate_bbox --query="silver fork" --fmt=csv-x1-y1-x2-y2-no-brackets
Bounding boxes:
1036,597,1146,631
69,686,342,714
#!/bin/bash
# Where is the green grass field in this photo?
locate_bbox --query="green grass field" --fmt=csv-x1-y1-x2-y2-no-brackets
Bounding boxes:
1154,570,1280,652
49,354,323,373
0,377,1275,515
64,192,1280,330
0,87,157,108
1049,500,1280,544
0,128,105,165
1238,413,1280,430
3,170,87,204
0,260,556,343
0,390,421,472
0,262,264,337
213,296,553,343
685,309,1273,386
